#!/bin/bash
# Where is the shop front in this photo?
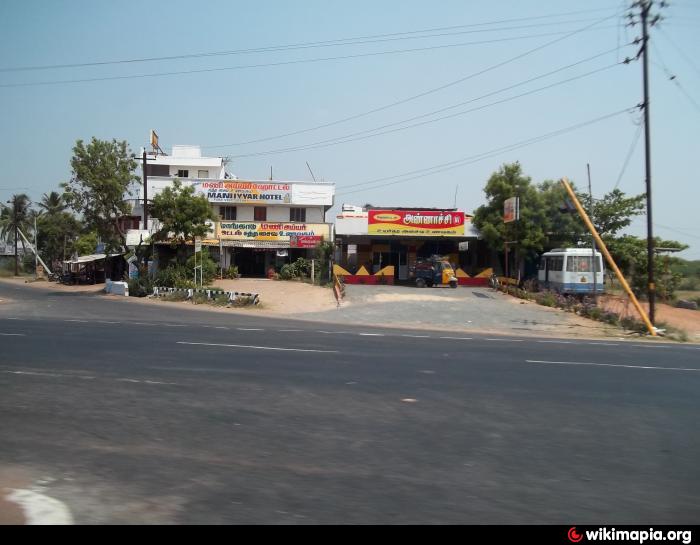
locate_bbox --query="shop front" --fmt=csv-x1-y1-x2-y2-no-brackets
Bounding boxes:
218,221,331,278
334,206,492,285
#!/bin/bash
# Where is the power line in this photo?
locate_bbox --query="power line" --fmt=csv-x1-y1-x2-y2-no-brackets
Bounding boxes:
336,107,634,196
202,12,622,149
613,121,644,190
227,62,622,158
653,223,700,240
651,40,700,115
0,8,619,73
658,27,700,80
0,26,619,90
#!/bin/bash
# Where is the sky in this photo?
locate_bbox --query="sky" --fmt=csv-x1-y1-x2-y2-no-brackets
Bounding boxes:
1,0,698,258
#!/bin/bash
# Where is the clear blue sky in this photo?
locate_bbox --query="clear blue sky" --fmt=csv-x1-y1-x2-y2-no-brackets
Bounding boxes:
1,0,698,258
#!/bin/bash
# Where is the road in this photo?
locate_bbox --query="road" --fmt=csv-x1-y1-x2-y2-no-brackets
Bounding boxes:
0,281,699,524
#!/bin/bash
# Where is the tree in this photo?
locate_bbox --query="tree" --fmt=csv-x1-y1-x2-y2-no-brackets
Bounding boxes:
37,211,81,266
580,189,646,239
61,138,138,254
0,194,32,266
150,179,216,264
606,235,688,300
538,180,586,248
38,191,68,216
473,163,548,271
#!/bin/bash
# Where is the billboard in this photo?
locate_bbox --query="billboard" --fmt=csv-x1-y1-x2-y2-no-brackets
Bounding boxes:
194,181,292,204
504,197,520,223
368,210,465,236
217,222,329,243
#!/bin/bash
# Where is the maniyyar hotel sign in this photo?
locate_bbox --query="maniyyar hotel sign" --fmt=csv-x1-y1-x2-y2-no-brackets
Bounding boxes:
194,181,291,204
368,210,465,236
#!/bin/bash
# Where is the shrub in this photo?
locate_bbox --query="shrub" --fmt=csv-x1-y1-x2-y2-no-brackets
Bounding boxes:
536,291,557,307
128,277,153,297
279,258,311,280
185,249,217,285
155,265,196,289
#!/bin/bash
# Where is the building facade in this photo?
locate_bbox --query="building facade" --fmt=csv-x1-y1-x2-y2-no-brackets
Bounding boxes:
127,144,335,277
334,204,492,285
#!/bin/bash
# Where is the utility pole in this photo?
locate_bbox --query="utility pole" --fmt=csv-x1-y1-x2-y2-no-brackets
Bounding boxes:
627,0,665,325
142,147,149,231
641,0,655,324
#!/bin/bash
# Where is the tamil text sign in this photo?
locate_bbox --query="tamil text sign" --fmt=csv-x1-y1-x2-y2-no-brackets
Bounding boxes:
194,181,292,204
217,222,329,243
368,210,465,236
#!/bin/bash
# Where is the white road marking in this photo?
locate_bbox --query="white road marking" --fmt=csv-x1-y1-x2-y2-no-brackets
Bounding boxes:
215,326,228,329
0,333,25,336
439,336,473,340
401,334,431,338
526,359,700,372
237,328,264,331
7,488,74,525
163,324,186,328
632,344,670,349
98,321,121,324
279,329,303,332
177,341,338,353
65,319,89,323
401,398,418,403
359,333,384,336
485,338,524,342
116,378,178,385
537,340,574,344
588,342,619,346
317,330,349,335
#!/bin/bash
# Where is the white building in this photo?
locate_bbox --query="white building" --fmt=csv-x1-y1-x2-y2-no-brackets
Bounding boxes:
127,144,335,277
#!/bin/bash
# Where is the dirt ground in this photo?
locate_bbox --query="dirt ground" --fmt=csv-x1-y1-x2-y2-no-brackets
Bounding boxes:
599,294,700,340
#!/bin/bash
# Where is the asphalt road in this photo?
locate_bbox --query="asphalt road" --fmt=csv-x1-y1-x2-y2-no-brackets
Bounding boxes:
1,282,699,524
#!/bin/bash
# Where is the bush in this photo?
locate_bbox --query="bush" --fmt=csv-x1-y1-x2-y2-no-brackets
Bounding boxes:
155,265,196,289
221,265,239,279
279,258,311,280
186,249,217,285
536,291,557,307
128,277,153,297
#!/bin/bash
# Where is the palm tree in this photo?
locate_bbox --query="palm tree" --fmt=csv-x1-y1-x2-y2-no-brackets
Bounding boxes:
0,194,32,273
38,191,67,216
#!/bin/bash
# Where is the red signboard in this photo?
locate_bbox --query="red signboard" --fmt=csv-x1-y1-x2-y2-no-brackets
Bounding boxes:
290,235,323,248
368,210,465,236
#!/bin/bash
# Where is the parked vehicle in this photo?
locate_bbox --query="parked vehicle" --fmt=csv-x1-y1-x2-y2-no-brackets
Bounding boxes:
538,248,605,295
412,256,458,288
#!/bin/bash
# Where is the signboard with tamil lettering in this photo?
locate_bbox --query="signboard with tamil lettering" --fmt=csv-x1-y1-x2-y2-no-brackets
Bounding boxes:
193,180,292,204
367,210,465,237
217,222,329,243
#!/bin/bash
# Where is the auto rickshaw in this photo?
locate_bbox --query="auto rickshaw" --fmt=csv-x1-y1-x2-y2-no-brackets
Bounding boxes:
412,256,458,288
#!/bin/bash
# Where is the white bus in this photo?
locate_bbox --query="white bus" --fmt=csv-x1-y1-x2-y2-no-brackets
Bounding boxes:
538,248,605,295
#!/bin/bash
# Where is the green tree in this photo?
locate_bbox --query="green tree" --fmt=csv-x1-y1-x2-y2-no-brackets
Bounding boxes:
606,235,688,300
150,179,216,264
73,232,99,256
580,189,646,239
538,180,586,249
37,212,81,266
473,163,548,270
61,138,138,254
0,193,32,256
38,191,68,216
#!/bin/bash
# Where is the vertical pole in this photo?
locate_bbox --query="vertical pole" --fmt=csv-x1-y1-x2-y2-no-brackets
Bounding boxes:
13,197,18,276
641,0,655,324
34,214,38,279
142,148,149,231
587,163,598,305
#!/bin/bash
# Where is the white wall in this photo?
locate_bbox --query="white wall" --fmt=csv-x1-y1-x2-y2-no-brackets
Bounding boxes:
216,205,326,223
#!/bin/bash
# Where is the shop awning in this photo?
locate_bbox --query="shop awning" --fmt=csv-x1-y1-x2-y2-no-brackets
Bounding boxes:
64,253,122,265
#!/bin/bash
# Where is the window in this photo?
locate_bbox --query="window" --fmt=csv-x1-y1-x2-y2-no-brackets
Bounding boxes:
548,257,564,271
146,164,169,177
177,169,189,178
197,170,209,179
566,256,603,273
289,207,306,222
220,206,237,221
254,207,267,221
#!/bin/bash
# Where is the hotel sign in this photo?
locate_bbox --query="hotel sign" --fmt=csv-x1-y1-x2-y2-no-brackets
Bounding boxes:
194,181,292,204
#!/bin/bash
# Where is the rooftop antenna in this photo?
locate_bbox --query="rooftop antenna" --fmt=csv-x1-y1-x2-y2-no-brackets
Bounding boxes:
306,161,318,183
453,185,459,209
270,166,273,181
